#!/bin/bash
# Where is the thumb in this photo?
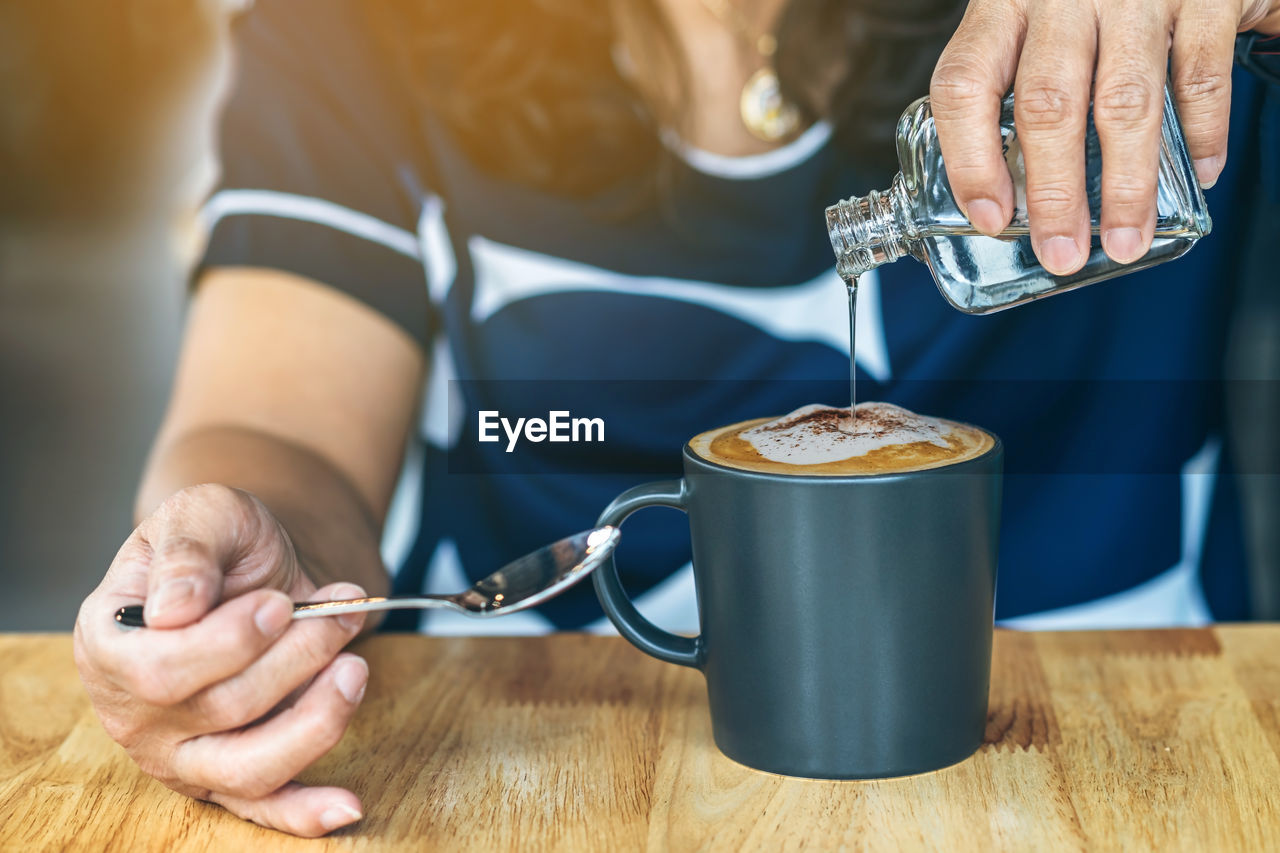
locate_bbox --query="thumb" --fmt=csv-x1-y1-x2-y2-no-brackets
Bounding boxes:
142,486,248,629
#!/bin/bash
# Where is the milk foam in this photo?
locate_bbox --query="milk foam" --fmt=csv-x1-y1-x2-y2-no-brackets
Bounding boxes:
740,402,953,465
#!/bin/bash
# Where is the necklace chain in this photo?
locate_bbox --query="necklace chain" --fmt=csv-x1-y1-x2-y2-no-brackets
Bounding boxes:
697,0,778,57
693,0,802,143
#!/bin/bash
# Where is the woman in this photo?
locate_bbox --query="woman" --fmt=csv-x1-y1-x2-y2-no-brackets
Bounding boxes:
74,0,1280,837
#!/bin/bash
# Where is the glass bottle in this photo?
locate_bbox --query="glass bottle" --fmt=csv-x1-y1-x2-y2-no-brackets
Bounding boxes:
825,87,1211,313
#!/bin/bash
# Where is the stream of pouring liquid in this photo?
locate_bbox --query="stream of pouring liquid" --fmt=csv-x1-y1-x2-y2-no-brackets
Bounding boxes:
841,276,858,434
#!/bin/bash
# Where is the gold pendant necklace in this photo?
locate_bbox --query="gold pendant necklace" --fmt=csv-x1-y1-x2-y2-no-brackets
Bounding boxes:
740,67,801,142
699,0,802,142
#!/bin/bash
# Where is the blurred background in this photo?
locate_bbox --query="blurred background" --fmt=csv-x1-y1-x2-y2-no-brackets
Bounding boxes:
2,1,1278,630
1,1,230,629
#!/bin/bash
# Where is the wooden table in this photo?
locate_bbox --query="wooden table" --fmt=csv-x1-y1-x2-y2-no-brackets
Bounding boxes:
3,628,1280,851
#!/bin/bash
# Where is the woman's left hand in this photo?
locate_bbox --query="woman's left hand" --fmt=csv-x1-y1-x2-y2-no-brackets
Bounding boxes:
929,0,1280,276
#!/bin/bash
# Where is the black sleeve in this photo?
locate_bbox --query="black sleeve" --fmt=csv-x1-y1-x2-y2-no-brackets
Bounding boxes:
1236,32,1280,88
198,0,432,348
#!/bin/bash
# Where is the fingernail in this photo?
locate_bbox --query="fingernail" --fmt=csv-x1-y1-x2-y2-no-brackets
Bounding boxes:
330,584,367,633
335,657,369,704
147,578,194,620
965,198,1005,235
1039,236,1083,276
319,803,362,832
253,594,292,638
1103,227,1144,265
1194,157,1220,190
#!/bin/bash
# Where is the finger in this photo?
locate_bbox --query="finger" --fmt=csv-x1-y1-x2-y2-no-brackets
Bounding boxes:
74,534,165,668
142,485,260,628
1170,2,1237,189
181,583,367,734
1093,0,1171,264
100,588,294,707
930,0,1025,235
1014,0,1097,276
1247,2,1280,32
173,653,369,800
212,782,363,838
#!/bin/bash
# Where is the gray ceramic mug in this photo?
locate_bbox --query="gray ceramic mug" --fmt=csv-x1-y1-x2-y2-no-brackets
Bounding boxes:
593,430,1003,779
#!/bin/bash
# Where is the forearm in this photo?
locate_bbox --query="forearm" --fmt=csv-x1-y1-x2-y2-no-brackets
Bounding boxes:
137,425,391,599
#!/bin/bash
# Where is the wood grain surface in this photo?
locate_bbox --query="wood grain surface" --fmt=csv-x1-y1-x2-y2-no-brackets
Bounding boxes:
2,627,1280,851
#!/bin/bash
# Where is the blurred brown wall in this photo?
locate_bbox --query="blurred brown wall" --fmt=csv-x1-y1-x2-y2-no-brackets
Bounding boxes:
0,1,229,629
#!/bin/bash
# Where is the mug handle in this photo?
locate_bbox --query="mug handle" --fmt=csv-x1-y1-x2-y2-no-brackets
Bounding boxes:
593,480,704,668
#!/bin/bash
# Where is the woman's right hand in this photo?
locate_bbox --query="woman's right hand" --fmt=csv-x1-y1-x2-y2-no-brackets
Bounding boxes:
73,483,371,837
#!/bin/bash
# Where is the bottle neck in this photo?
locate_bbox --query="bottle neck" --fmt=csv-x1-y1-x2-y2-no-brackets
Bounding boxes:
825,174,916,280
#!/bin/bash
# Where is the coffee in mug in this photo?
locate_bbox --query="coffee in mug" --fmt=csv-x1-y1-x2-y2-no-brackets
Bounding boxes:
692,402,993,475
593,403,1003,779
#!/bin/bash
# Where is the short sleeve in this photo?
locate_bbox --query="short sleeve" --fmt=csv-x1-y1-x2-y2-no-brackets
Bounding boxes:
199,0,432,347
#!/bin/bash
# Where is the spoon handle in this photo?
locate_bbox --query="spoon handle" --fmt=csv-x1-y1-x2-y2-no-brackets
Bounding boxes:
113,595,460,629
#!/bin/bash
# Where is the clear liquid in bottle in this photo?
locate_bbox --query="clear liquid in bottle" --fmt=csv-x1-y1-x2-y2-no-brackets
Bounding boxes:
825,87,1211,313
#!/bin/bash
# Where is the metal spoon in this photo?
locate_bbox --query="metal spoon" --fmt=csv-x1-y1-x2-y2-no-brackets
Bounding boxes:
114,525,620,628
